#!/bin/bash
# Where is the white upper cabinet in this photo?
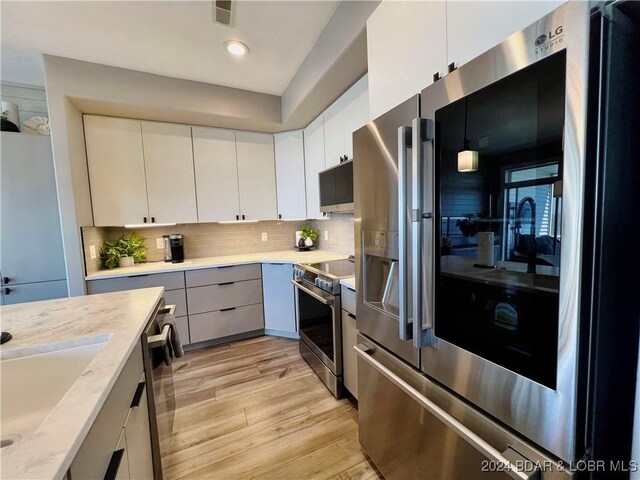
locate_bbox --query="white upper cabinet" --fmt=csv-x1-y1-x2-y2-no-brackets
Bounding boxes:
323,94,347,169
446,1,567,69
192,127,240,222
235,131,278,221
342,74,370,160
141,121,198,224
323,74,370,167
303,115,326,220
367,1,447,120
84,115,149,226
274,130,307,220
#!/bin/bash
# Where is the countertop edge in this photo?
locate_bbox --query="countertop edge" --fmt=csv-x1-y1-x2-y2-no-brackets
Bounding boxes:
85,250,351,281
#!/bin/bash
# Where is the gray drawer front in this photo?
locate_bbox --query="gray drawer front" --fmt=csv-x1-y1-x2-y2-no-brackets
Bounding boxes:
341,284,356,316
175,316,190,345
187,279,263,314
164,288,187,318
87,271,185,294
189,304,264,343
185,264,261,288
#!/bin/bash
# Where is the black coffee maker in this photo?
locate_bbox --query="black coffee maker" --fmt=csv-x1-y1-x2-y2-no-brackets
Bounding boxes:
169,234,184,263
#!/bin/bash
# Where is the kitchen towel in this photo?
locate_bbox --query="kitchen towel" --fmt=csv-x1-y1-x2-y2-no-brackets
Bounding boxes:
161,312,184,366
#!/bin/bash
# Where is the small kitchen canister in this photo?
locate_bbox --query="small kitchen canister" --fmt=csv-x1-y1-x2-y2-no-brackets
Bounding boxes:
1,102,20,132
476,231,495,268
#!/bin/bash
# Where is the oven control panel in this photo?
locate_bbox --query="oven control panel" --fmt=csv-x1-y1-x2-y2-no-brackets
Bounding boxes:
293,266,339,294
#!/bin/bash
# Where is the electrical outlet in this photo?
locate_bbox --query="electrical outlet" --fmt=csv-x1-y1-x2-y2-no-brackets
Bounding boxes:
156,237,164,249
261,232,268,242
324,230,329,241
89,245,97,260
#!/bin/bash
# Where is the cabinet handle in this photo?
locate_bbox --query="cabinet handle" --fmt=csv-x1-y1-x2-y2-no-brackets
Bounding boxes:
103,449,125,480
4,287,12,295
220,307,236,312
219,281,235,286
143,217,148,223
130,381,146,408
433,72,441,82
242,214,246,220
347,287,355,293
448,62,457,73
236,215,239,221
151,217,155,223
2,277,10,285
278,214,282,219
217,265,234,269
347,312,356,319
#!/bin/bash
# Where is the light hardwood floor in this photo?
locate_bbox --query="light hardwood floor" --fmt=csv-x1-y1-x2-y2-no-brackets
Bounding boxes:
165,336,382,480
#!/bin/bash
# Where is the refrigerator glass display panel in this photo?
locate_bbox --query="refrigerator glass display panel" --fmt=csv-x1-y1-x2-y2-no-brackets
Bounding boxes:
434,51,566,389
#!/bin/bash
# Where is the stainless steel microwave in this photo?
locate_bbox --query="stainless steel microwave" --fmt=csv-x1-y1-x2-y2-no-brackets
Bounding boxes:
319,160,353,213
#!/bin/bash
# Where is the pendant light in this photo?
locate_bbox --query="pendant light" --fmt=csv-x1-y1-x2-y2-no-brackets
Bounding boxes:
458,97,479,172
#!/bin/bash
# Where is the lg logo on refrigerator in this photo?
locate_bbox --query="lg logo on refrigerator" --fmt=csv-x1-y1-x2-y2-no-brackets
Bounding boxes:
535,26,564,54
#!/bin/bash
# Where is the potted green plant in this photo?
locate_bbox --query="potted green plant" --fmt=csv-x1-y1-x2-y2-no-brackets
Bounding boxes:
300,224,319,248
100,232,147,269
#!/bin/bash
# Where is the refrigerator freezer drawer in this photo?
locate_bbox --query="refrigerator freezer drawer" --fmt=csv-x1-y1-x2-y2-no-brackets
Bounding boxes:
355,334,570,480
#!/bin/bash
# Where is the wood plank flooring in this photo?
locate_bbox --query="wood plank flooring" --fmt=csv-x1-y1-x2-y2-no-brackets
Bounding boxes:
165,336,382,480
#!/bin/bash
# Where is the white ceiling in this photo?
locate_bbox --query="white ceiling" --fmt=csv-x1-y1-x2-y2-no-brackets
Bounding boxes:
0,1,339,95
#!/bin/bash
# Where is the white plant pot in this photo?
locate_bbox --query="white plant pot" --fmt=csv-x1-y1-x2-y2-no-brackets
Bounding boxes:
119,256,134,268
304,238,314,247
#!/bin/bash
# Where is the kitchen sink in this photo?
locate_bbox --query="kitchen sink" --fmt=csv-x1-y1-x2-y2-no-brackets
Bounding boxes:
0,335,110,446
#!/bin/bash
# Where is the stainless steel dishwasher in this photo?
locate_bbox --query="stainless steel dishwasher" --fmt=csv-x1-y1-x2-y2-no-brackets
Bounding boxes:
141,299,177,480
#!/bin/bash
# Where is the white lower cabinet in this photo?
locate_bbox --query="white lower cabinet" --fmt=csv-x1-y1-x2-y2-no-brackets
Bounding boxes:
69,343,152,480
341,285,358,399
262,263,297,337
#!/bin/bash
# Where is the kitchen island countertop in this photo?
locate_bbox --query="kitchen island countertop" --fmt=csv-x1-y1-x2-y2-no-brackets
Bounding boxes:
0,287,164,480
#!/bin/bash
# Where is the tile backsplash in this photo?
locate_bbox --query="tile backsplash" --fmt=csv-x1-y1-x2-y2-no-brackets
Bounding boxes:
82,218,355,275
311,215,355,256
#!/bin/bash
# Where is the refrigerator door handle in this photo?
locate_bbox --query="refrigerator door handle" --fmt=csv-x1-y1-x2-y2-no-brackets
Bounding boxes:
411,118,434,349
354,344,535,480
398,125,413,341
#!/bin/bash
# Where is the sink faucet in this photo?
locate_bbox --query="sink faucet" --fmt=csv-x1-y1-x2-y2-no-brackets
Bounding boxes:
1,332,12,344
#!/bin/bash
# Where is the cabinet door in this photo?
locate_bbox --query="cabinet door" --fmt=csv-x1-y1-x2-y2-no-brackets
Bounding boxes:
111,428,130,480
303,115,326,219
192,127,240,222
0,133,66,285
262,263,296,335
141,122,198,224
342,309,358,399
323,95,347,169
366,1,447,120
274,130,307,220
84,116,149,226
124,381,154,480
2,280,67,305
342,74,369,160
235,131,278,221
446,1,566,69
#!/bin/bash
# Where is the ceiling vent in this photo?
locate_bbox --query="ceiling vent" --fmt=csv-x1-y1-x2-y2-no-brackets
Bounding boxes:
213,1,234,26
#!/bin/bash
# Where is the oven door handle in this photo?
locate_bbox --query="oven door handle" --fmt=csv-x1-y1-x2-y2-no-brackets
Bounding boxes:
354,344,534,480
291,280,334,306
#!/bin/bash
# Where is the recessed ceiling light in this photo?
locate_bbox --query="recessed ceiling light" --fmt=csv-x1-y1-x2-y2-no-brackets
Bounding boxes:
224,40,249,57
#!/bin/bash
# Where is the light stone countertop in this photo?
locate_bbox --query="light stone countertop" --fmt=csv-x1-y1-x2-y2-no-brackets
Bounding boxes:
340,276,356,290
85,249,350,280
0,287,164,480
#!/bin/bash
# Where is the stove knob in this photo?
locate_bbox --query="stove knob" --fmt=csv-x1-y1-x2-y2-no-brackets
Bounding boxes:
314,278,321,287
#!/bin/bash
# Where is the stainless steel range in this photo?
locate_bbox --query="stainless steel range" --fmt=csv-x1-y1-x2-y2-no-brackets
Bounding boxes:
292,257,355,398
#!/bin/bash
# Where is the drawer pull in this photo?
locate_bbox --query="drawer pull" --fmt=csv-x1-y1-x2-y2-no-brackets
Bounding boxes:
130,381,145,408
103,448,125,480
347,287,355,292
217,265,234,269
219,281,235,286
347,313,356,319
220,307,236,312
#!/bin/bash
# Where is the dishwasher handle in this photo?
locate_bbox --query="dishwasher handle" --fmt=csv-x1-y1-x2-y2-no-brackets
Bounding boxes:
148,304,176,348
354,344,536,480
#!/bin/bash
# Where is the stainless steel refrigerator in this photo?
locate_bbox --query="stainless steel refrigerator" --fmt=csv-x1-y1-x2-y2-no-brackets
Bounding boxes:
354,1,640,478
